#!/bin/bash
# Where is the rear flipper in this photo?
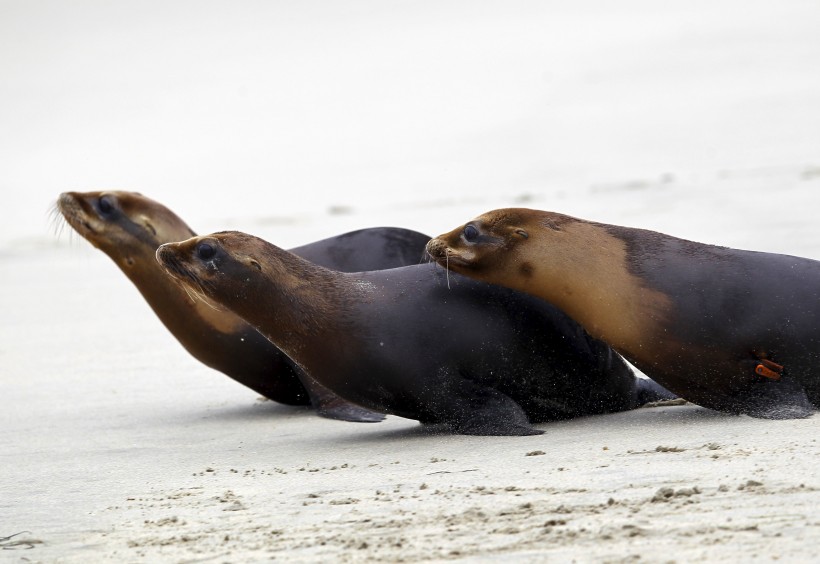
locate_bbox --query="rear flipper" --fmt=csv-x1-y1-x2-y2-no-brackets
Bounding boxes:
636,378,678,405
736,374,814,420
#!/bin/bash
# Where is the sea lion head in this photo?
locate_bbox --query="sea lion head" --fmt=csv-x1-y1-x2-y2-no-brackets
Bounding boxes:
57,191,196,270
155,231,267,302
157,231,334,339
426,208,566,283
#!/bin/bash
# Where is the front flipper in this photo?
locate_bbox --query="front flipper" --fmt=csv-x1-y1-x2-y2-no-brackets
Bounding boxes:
430,378,543,436
735,374,814,420
303,375,386,423
316,398,387,423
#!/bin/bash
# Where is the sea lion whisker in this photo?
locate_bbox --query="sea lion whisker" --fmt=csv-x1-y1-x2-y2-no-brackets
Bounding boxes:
177,279,202,305
164,264,221,310
55,214,80,247
445,248,451,290
192,283,222,311
184,271,222,309
48,205,67,239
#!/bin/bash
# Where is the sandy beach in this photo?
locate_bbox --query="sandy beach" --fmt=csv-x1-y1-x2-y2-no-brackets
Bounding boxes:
2,1,820,562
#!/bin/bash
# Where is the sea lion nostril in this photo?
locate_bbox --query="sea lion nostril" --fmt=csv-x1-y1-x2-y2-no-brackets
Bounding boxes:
426,238,450,258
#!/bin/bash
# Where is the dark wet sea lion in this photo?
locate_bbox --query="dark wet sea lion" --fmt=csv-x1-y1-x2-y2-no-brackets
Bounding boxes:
426,207,820,419
156,231,674,436
56,191,430,422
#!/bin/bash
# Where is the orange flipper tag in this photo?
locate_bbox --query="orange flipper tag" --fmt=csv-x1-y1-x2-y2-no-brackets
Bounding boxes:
754,359,783,381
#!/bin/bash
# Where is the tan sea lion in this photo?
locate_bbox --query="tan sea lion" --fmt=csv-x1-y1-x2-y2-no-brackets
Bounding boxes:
426,208,819,419
56,191,431,422
155,231,676,436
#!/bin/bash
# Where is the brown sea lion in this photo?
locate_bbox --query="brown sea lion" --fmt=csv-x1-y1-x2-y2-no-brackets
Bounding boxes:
155,231,675,436
56,191,430,422
426,208,819,419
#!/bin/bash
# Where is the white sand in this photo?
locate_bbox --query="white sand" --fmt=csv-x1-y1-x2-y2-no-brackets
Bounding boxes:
2,1,820,562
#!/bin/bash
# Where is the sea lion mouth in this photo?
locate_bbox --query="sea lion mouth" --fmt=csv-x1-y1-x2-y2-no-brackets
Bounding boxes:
63,215,97,236
156,245,182,277
441,251,471,268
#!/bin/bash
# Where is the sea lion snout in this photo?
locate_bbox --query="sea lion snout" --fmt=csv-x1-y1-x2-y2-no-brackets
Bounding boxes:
157,237,218,272
425,237,472,269
57,191,79,211
156,240,213,292
56,191,97,237
425,237,449,261
155,242,186,277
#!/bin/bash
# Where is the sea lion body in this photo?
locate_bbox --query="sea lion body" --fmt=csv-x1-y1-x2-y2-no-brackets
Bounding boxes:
156,231,675,436
57,191,429,422
426,208,820,419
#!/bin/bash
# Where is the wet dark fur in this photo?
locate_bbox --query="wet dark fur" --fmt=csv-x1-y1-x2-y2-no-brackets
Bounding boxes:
602,223,820,417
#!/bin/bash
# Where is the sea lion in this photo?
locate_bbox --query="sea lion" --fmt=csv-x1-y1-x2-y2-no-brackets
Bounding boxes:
155,231,675,436
56,191,431,422
426,208,820,419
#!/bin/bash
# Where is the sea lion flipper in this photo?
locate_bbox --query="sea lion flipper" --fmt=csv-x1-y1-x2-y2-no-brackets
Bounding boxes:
440,380,543,436
303,376,386,423
635,378,678,405
735,375,814,420
316,401,387,423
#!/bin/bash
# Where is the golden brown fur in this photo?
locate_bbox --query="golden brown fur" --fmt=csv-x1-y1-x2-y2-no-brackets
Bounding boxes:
427,208,672,363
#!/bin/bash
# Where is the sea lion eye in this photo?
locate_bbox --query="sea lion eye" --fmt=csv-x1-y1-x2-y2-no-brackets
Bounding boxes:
196,242,216,260
98,196,115,216
463,224,479,242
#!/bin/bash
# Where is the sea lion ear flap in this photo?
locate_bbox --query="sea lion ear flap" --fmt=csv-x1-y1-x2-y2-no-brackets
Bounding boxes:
139,216,158,236
515,229,529,239
249,259,262,271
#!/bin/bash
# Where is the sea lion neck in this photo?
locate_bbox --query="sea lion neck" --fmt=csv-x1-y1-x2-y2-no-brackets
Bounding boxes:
219,241,361,358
